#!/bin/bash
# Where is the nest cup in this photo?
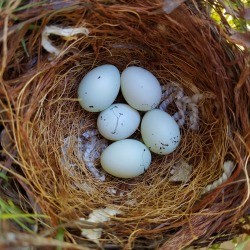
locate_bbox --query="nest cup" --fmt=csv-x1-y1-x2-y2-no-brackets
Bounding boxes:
0,0,249,249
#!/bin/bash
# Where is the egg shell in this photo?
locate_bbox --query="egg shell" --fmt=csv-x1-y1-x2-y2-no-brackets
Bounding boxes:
97,103,140,141
101,139,152,178
121,66,162,111
141,109,181,155
78,64,120,112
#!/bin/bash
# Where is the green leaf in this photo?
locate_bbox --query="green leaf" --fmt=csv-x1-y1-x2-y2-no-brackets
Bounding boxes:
235,236,250,250
0,199,48,233
56,227,65,250
209,243,221,249
14,0,48,12
0,172,8,181
21,38,29,57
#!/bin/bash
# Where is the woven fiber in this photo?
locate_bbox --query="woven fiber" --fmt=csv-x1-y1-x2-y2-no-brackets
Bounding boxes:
0,0,249,249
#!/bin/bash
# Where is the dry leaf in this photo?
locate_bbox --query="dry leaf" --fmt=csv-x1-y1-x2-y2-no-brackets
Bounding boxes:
80,207,121,245
230,31,250,48
163,0,187,14
239,8,250,20
41,25,89,56
169,161,193,183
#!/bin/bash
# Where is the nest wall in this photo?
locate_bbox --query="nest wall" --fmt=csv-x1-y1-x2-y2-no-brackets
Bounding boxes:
0,0,249,249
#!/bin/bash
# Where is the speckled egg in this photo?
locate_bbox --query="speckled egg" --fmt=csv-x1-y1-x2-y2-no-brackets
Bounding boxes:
78,64,120,112
141,109,181,155
97,103,140,141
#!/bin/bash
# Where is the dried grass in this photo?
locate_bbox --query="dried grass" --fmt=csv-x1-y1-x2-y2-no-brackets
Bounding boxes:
0,0,249,249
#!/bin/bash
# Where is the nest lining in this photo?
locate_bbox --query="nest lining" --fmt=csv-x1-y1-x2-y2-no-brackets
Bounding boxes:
30,60,226,213
0,0,249,249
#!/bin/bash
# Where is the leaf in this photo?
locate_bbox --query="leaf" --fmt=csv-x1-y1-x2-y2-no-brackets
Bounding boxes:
0,172,8,181
56,228,65,250
0,199,48,233
239,8,250,20
244,8,250,20
41,25,89,56
230,31,250,48
13,0,48,12
163,0,187,14
21,38,29,57
235,237,250,250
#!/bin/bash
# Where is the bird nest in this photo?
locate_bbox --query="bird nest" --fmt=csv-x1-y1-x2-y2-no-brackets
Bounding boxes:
0,0,249,249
